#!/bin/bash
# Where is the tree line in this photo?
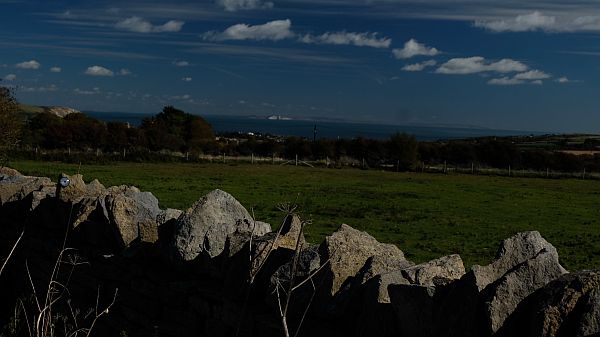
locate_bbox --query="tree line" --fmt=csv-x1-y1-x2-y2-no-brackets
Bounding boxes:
2,85,598,173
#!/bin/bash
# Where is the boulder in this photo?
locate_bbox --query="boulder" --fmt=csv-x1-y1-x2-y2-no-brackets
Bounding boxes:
401,254,465,286
56,173,105,203
481,249,567,334
100,185,162,246
0,174,54,209
434,231,567,337
171,189,271,260
384,255,464,337
0,166,21,177
497,270,600,337
471,231,565,291
319,224,407,297
157,208,183,226
56,174,107,226
250,214,305,276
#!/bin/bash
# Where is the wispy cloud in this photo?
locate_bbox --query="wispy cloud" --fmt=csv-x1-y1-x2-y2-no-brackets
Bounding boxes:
117,68,131,76
74,87,101,95
487,77,525,86
513,70,551,80
392,39,439,59
202,19,294,41
173,60,190,67
476,11,600,33
487,70,551,85
300,31,391,48
216,0,273,12
436,56,528,75
85,65,114,76
3,74,16,81
182,77,192,82
22,84,59,92
402,60,437,72
50,66,62,73
16,60,41,69
115,16,184,33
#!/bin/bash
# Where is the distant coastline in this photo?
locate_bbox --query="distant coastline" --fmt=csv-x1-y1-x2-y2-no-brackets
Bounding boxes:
84,111,543,141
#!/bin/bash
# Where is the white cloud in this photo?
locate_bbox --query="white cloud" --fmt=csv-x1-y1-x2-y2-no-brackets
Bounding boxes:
475,11,600,33
118,68,131,76
3,74,16,81
85,65,114,77
392,39,439,59
475,11,556,32
556,76,570,83
171,94,191,100
513,70,551,80
50,66,62,73
436,56,528,75
115,16,184,33
203,19,294,41
16,60,41,70
173,60,189,67
182,77,192,82
402,60,437,72
216,0,273,11
300,31,391,48
487,77,525,86
74,87,101,95
22,84,58,92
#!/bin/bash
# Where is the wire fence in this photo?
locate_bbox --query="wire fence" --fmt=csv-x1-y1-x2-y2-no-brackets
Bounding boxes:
12,147,599,180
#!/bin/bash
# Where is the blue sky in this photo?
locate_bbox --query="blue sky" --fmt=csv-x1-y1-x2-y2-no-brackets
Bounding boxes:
2,0,600,132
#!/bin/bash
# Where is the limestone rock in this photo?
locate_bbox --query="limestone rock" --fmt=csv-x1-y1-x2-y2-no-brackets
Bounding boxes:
0,167,21,177
57,173,105,203
250,214,305,276
481,249,567,334
471,231,565,291
157,208,183,226
101,185,161,246
171,189,271,260
0,174,54,208
402,254,465,286
498,270,600,337
319,224,407,297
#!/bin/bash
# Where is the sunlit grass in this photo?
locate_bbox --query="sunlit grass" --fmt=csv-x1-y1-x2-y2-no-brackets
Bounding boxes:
11,160,600,271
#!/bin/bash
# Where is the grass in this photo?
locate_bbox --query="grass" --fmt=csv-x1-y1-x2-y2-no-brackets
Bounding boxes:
9,160,600,271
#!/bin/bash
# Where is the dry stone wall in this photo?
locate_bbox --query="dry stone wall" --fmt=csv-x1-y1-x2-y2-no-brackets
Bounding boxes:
0,171,598,337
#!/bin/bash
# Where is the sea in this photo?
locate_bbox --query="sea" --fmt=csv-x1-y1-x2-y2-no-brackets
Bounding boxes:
85,111,542,141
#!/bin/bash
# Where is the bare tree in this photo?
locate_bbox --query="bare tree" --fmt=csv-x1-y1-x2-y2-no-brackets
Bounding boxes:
0,85,23,167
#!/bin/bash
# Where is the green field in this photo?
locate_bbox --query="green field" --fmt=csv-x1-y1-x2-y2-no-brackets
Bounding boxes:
9,160,600,271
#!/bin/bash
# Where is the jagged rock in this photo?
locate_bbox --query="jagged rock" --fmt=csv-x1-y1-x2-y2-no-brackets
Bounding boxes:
56,174,107,226
435,231,567,337
0,174,54,208
157,208,183,226
56,173,105,203
271,244,321,285
497,270,600,337
471,231,565,291
100,185,161,246
402,254,465,286
171,189,271,260
382,256,464,337
319,224,407,299
250,214,305,276
0,166,21,177
481,249,567,334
